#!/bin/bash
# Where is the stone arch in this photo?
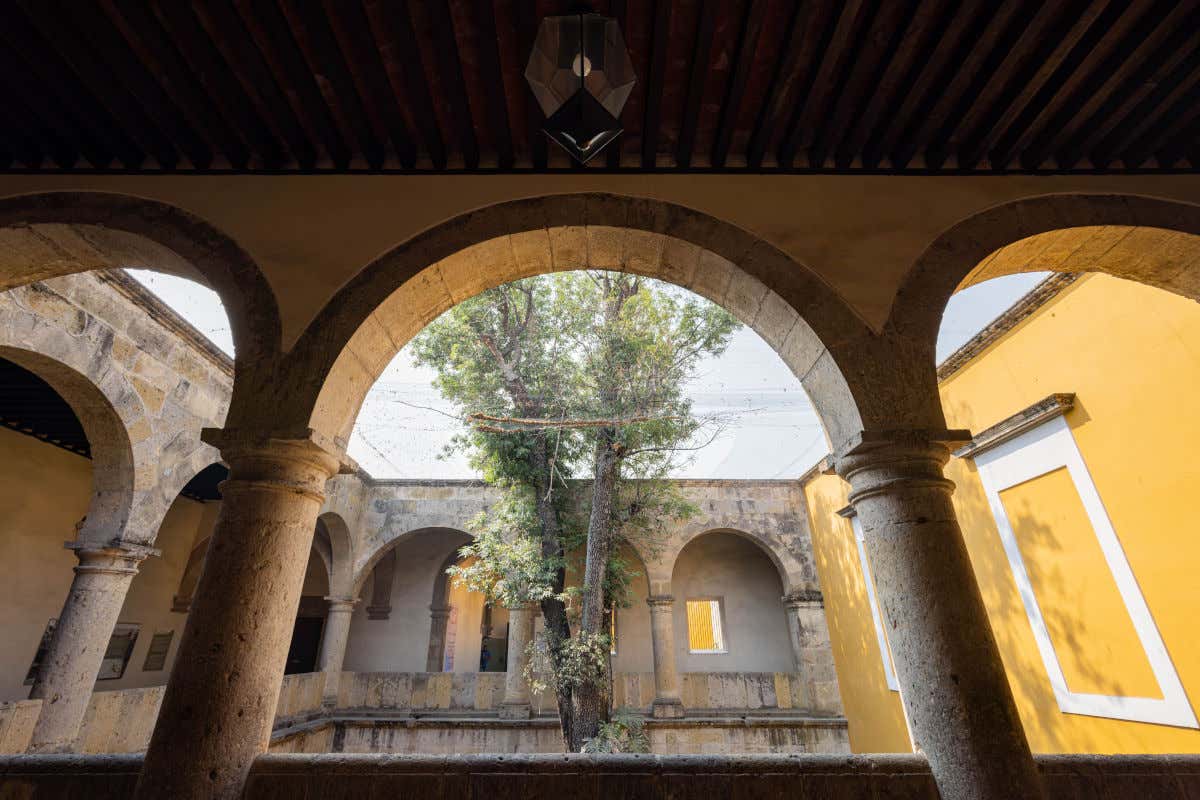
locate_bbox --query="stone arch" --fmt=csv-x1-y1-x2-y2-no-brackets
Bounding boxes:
890,193,1200,348
0,279,227,545
316,511,355,596
0,345,135,546
0,190,282,425
351,526,472,596
663,526,804,596
280,193,873,454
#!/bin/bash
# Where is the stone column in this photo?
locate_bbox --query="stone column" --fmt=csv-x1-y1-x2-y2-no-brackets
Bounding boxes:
646,595,684,718
134,432,341,800
318,596,357,706
837,431,1044,800
499,602,534,719
782,589,843,714
26,541,156,753
425,605,451,671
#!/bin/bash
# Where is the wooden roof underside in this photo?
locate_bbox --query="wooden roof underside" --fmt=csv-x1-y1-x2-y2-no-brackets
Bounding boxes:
1,0,1198,174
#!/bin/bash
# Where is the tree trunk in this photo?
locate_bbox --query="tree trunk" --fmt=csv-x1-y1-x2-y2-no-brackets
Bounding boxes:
569,430,621,749
529,432,575,746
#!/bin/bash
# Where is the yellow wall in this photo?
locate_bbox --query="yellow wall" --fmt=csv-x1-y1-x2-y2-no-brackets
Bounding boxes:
0,427,218,700
807,273,1200,754
805,472,910,752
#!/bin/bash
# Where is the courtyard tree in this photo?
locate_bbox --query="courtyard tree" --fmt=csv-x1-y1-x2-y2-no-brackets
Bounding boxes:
411,271,738,750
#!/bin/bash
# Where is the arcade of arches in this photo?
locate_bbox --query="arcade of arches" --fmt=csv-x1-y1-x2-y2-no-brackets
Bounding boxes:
2,182,1200,800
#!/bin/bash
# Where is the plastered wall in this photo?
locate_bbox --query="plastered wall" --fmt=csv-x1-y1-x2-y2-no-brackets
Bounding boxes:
0,428,218,701
806,274,1200,754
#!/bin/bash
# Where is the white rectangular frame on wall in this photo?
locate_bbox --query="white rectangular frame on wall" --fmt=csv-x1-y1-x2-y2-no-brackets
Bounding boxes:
973,413,1197,728
849,515,899,692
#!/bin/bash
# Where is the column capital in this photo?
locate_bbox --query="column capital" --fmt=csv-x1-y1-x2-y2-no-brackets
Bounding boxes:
834,428,971,470
203,426,355,470
835,429,969,506
324,596,358,612
201,427,351,504
646,594,674,608
366,604,392,620
782,589,823,608
429,604,452,618
66,541,159,575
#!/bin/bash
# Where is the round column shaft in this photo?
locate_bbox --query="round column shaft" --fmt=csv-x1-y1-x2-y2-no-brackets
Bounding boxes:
646,594,684,718
27,542,155,753
318,596,357,707
499,602,535,719
838,431,1045,800
135,433,340,800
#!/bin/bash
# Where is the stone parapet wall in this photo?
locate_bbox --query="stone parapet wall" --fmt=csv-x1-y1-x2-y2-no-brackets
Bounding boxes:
5,753,1200,799
271,715,850,756
0,673,326,755
0,671,843,755
332,671,832,716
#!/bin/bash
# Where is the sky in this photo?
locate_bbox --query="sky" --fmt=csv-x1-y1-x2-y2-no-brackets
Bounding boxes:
128,269,1049,480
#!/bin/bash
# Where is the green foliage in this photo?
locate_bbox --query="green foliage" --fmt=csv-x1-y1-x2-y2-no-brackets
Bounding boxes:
581,707,650,754
413,271,740,741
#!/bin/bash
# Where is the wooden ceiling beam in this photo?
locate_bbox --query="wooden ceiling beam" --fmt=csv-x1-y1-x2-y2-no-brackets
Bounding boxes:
676,0,717,168
893,2,1025,170
289,0,387,168
955,0,1108,170
863,0,979,169
474,0,516,169
813,0,915,170
0,89,48,168
641,0,672,168
993,0,1153,170
1156,115,1200,168
426,0,480,169
201,0,316,168
0,4,143,168
0,70,78,168
711,0,768,169
0,41,95,168
71,1,213,169
333,1,418,168
245,0,350,169
378,3,447,169
1094,40,1200,167
18,1,180,169
1065,21,1200,168
155,2,284,168
605,0,627,170
779,0,869,169
112,0,250,169
1104,56,1200,168
840,0,947,168
745,2,813,169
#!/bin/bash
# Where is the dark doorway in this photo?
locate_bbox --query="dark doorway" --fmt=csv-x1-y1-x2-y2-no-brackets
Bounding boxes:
285,617,324,675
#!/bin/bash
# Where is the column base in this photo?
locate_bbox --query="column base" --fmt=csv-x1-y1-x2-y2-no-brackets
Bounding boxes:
498,702,532,720
651,699,685,719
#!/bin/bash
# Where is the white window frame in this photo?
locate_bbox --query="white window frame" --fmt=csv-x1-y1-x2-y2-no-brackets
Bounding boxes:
973,413,1197,728
849,515,899,692
685,597,728,655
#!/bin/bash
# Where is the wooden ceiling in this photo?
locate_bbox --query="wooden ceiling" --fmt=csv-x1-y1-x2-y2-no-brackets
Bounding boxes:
1,1,1198,174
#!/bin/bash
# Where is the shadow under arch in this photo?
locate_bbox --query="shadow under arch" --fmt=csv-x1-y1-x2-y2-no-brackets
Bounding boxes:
666,526,801,597
281,193,874,454
0,190,283,423
0,346,135,545
351,525,473,597
890,193,1200,348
